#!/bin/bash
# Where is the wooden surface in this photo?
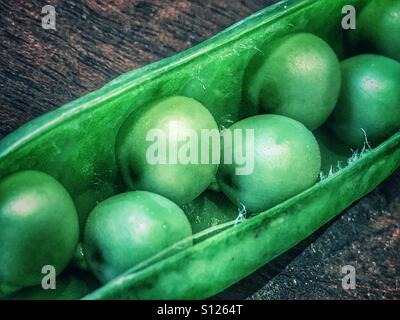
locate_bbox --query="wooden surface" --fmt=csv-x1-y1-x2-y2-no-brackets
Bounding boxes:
0,0,399,299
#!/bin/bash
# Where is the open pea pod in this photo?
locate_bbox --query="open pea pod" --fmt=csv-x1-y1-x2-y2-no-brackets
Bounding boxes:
0,0,398,299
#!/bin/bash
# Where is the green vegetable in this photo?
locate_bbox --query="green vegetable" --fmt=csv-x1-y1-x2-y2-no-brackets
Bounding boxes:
83,191,192,283
116,96,219,205
0,171,79,295
217,114,321,213
328,54,400,148
84,135,399,300
0,0,398,300
347,0,400,61
244,32,341,130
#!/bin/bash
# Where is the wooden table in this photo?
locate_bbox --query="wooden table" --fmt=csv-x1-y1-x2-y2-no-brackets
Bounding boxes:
0,0,399,299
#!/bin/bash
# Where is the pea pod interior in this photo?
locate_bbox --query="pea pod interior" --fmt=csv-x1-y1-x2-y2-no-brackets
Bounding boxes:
0,0,399,299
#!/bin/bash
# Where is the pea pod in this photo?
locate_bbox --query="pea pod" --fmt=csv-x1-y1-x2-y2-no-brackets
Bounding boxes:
0,0,398,299
84,135,399,299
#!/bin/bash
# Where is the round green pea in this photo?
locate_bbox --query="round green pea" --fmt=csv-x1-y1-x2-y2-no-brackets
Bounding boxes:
116,96,219,205
83,191,192,284
245,32,341,130
349,0,400,61
217,115,321,213
328,54,400,148
0,170,79,295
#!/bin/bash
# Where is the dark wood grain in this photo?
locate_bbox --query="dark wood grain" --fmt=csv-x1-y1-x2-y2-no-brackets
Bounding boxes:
0,0,270,138
0,0,399,300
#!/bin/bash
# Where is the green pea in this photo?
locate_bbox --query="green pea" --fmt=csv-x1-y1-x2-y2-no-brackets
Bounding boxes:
83,191,192,284
116,96,219,205
328,54,400,148
348,0,400,61
245,32,341,130
0,171,79,295
217,115,321,213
